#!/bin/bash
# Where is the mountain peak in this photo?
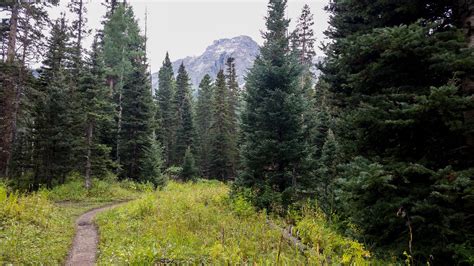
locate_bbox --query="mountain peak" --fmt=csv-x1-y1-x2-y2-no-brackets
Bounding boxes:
152,36,260,91
211,35,254,45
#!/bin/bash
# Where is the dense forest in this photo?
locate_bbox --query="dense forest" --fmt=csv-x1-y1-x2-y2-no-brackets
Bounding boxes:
0,0,473,264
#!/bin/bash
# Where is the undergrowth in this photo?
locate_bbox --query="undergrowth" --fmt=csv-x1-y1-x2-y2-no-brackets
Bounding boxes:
0,175,149,264
292,206,372,264
0,184,75,264
45,172,153,202
96,180,373,264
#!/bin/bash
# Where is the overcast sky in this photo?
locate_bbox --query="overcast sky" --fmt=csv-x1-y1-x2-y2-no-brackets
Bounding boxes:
48,0,329,73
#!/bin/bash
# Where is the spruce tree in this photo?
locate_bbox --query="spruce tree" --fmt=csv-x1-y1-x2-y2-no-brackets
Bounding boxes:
172,63,195,165
78,36,114,188
225,57,240,176
321,0,474,263
181,146,197,181
0,1,54,177
32,17,72,187
67,0,90,173
291,4,316,66
314,129,339,219
209,70,233,180
238,0,305,210
142,135,166,188
156,52,175,166
68,0,88,70
195,74,213,177
102,4,133,167
117,10,158,181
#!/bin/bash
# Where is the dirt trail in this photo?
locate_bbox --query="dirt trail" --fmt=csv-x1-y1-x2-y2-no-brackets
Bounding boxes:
66,202,126,266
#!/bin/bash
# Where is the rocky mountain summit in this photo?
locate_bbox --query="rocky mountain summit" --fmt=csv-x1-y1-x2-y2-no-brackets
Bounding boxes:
152,35,260,90
151,35,323,92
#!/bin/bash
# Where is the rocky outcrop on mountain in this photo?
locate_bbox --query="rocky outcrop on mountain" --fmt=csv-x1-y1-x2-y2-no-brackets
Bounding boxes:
151,35,324,92
152,35,260,90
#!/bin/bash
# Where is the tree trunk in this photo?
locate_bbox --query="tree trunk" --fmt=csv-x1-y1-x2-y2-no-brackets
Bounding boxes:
0,3,20,177
115,45,126,174
108,78,114,96
12,7,31,150
115,84,122,173
85,121,93,189
77,0,83,50
6,3,18,65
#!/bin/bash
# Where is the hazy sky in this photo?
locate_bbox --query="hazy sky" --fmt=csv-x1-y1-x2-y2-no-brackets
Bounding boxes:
49,0,330,73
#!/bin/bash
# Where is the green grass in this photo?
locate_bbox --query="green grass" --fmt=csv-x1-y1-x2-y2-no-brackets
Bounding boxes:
45,173,153,203
0,176,149,264
96,180,371,264
0,188,74,264
1,177,375,264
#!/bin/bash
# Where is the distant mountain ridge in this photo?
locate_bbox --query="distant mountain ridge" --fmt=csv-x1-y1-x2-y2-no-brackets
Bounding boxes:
151,35,324,92
152,35,260,91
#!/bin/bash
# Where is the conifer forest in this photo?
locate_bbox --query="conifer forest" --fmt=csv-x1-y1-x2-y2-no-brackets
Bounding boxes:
0,0,473,264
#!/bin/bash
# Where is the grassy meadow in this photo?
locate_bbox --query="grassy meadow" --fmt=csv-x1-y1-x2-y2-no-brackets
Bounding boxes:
96,180,372,264
0,177,374,264
0,175,150,264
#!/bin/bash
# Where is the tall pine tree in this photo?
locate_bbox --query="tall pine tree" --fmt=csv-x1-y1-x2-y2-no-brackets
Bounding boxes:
195,74,213,177
291,4,316,66
78,36,114,188
238,0,305,210
172,63,195,165
32,17,72,187
116,4,160,182
156,52,175,166
209,70,233,180
225,57,240,177
102,4,133,168
321,0,474,263
0,1,56,177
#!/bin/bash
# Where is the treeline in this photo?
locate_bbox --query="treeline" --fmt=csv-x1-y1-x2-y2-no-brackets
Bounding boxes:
0,1,164,188
155,55,239,181
0,0,245,186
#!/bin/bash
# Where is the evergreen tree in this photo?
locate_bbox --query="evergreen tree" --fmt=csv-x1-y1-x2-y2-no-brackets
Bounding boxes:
195,74,213,177
78,36,114,188
32,17,73,187
68,0,88,70
117,15,157,181
142,135,166,188
0,1,55,177
238,0,305,210
209,70,233,180
102,4,133,167
225,57,240,176
313,129,339,219
321,0,474,263
67,0,90,173
290,6,324,198
181,146,197,181
0,3,22,177
172,63,195,165
291,4,316,66
156,52,175,166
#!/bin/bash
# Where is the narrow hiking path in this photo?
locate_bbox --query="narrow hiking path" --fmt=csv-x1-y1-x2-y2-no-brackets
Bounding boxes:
66,202,127,266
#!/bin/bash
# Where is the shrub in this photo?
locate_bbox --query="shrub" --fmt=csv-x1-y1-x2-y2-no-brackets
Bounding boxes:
294,205,371,264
